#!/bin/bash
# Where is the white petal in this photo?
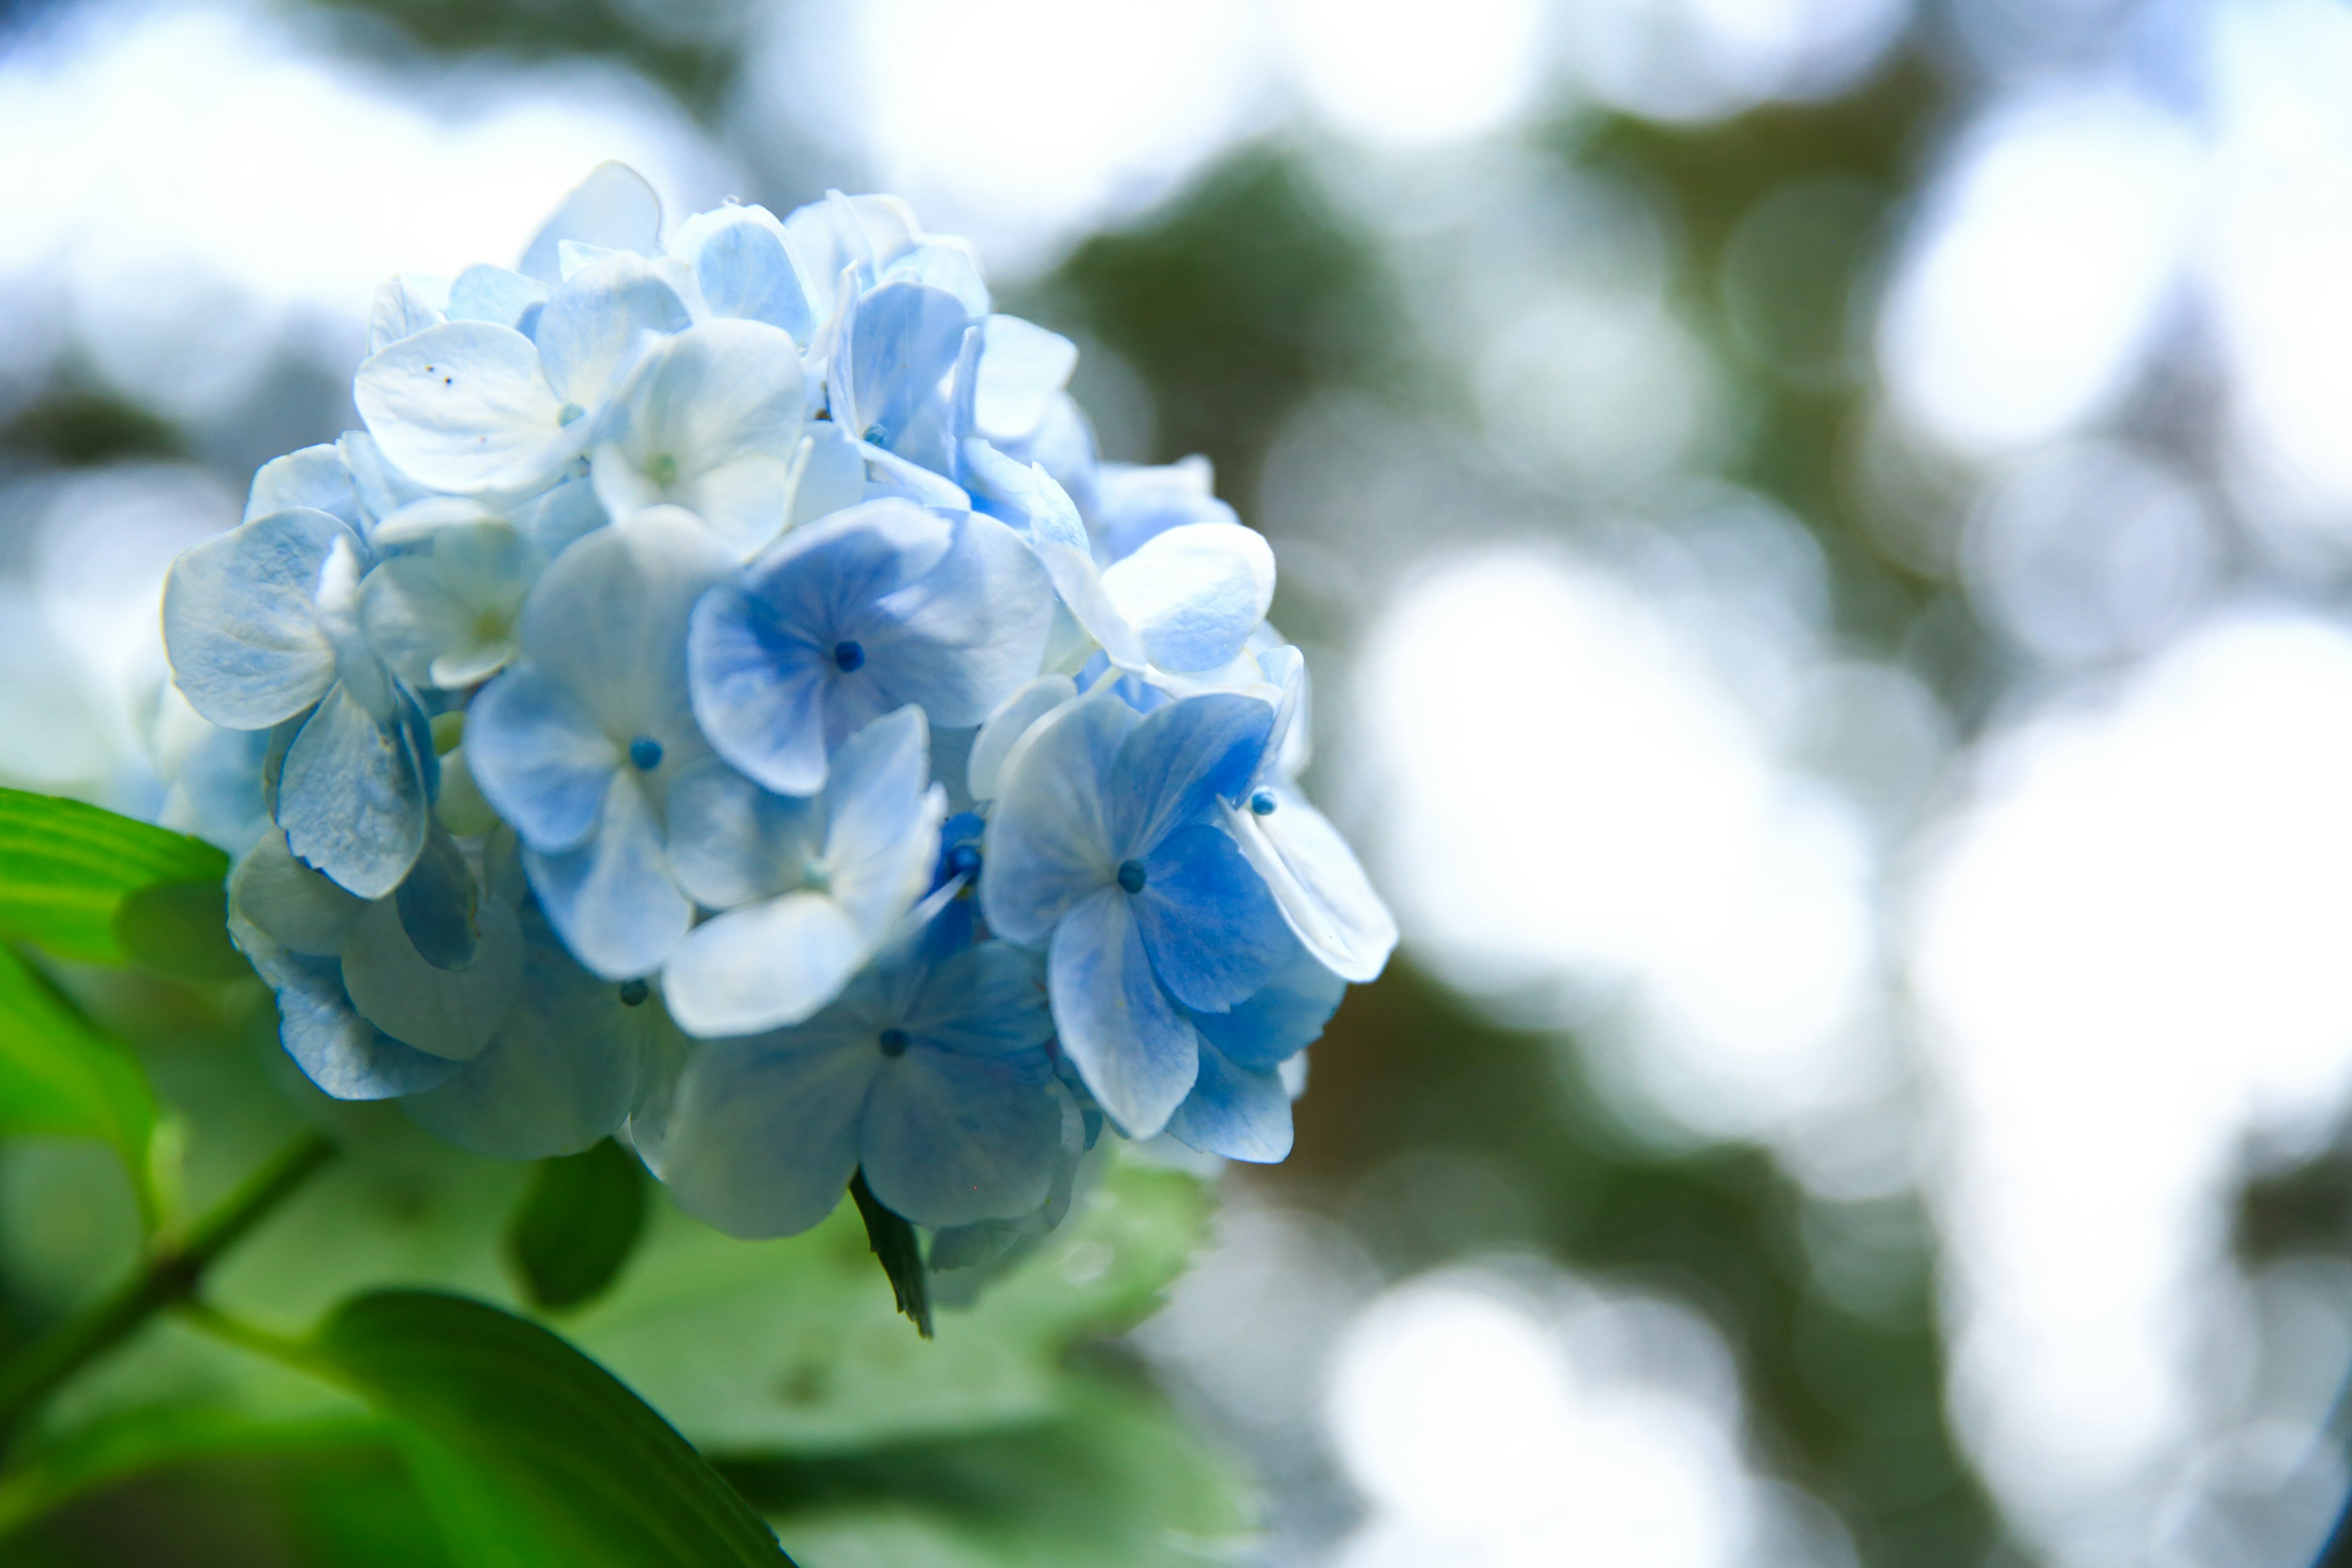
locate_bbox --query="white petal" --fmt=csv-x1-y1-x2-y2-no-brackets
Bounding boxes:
967,674,1076,803
662,891,869,1037
1098,521,1275,674
355,322,581,494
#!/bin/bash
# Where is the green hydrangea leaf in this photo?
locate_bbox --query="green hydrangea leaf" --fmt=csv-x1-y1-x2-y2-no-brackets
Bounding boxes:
0,789,230,969
506,1139,649,1313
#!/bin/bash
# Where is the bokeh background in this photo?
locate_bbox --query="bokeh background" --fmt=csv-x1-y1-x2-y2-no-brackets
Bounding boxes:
2,0,2351,1564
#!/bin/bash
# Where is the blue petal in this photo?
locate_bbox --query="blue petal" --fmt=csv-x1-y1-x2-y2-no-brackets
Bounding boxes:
1047,888,1197,1139
663,754,820,909
355,322,582,494
1131,821,1289,1012
277,682,431,900
833,279,970,443
971,315,1077,443
1166,1039,1292,1163
447,264,550,330
465,662,619,853
340,892,523,1062
524,774,691,979
404,906,649,1158
820,708,944,940
241,934,460,1100
979,693,1134,945
1188,941,1349,1070
1091,457,1238,563
1106,692,1273,860
519,510,729,744
861,1045,1058,1227
533,251,694,408
228,829,366,957
661,890,867,1038
685,579,829,796
903,940,1050,1058
1227,785,1398,984
671,203,816,341
1096,522,1275,674
246,445,362,529
162,508,349,729
660,1033,873,1238
859,511,1055,730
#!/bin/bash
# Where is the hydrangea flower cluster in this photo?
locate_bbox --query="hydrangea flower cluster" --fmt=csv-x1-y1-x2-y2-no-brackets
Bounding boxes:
159,165,1395,1252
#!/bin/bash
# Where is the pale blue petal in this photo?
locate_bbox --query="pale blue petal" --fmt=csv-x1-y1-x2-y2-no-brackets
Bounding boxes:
162,508,348,729
660,1033,872,1238
524,774,690,979
403,905,648,1158
535,252,694,408
685,579,829,796
513,473,609,558
1047,888,1197,1139
1132,822,1289,1012
978,693,1133,944
446,264,549,330
1188,941,1348,1069
340,892,522,1061
237,926,460,1100
880,241,989,317
967,674,1075,803
518,162,663,285
278,682,431,900
791,421,866,527
603,319,806,483
1097,522,1275,674
338,429,435,524
833,279,970,443
671,203,816,340
861,1046,1057,1227
464,663,617,853
519,510,729,742
355,322,582,494
368,274,447,354
903,940,1050,1058
1166,1041,1292,1163
971,315,1076,442
1106,692,1273,861
1227,785,1398,984
393,821,483,969
859,511,1055,729
663,754,819,909
246,445,361,529
860,440,971,510
1091,456,1238,563
228,829,364,957
820,709,943,938
662,890,866,1037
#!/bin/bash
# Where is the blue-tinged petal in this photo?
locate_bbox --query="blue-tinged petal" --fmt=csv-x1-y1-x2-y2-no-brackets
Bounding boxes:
393,821,481,969
338,430,435,525
1225,785,1398,984
978,693,1133,944
228,829,364,956
592,319,807,548
404,906,648,1158
1097,521,1275,674
861,511,1055,729
524,773,690,979
791,421,866,527
971,315,1076,443
685,579,830,796
1166,1041,1292,1163
671,203,817,341
833,279,970,444
1104,692,1273,861
967,674,1075,803
660,1033,872,1238
533,252,694,409
1091,456,1238,563
340,892,522,1061
663,754,820,909
162,508,349,729
1131,821,1289,1012
236,924,461,1100
1047,888,1197,1138
880,241,989,318
903,940,1050,1058
861,1046,1057,1227
661,890,866,1038
514,473,608,558
369,495,500,549
518,161,663,285
820,713,944,941
246,445,361,529
356,322,584,494
278,682,430,900
464,663,617,853
446,264,549,330
1188,941,1348,1069
860,441,971,510
368,274,448,354
518,509,728,744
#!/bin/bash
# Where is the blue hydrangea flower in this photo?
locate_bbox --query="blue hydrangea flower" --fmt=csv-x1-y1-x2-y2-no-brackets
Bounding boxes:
466,508,729,979
163,508,436,899
687,498,1054,796
358,521,542,690
1166,941,1347,1163
657,933,1061,1238
981,690,1293,1137
662,706,946,1037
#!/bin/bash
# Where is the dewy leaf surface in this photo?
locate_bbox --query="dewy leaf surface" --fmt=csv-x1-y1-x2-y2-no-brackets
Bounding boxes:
309,1290,793,1567
0,789,230,967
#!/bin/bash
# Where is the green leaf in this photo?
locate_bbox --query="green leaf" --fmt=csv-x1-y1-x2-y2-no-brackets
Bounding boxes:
110,880,246,982
0,789,229,968
744,1379,1253,1568
848,1168,930,1338
567,1158,1212,1453
505,1139,649,1313
307,1290,794,1567
0,949,159,1216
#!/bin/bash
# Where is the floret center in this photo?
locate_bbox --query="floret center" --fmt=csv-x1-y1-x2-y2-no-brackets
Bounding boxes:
628,735,664,771
1116,859,1148,894
1249,789,1278,816
833,640,867,673
878,1027,911,1058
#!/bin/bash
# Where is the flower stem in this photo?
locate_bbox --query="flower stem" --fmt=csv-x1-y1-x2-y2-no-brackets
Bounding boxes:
0,1131,337,1444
